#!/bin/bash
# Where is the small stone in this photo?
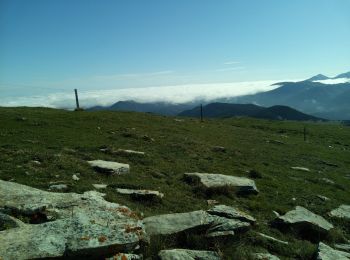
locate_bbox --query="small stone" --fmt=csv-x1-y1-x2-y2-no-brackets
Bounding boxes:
329,205,350,220
116,149,145,156
32,160,41,165
87,160,130,175
317,195,330,201
291,167,310,172
207,199,219,206
257,232,288,245
115,188,164,200
320,178,335,185
72,174,80,181
253,253,281,260
212,146,226,152
92,184,107,189
49,184,68,191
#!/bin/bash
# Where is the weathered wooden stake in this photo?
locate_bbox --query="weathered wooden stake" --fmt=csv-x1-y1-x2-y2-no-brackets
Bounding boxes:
200,104,203,122
74,89,80,110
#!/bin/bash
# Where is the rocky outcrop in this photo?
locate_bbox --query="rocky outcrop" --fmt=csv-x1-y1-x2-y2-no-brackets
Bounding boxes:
158,249,220,260
88,160,130,175
0,180,146,260
273,206,333,240
329,205,350,220
317,242,350,260
184,173,258,194
115,188,164,200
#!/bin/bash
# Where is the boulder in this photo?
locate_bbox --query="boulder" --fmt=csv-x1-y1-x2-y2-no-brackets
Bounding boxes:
317,242,350,260
184,172,258,194
274,206,333,239
206,216,250,237
329,205,350,220
158,249,220,260
0,180,146,259
115,188,164,200
87,160,130,175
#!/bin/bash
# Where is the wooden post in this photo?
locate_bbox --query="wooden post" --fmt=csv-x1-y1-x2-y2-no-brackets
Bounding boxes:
74,89,80,110
200,104,203,122
303,126,306,142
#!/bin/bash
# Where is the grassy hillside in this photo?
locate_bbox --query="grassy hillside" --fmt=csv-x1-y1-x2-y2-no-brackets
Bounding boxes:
0,107,349,259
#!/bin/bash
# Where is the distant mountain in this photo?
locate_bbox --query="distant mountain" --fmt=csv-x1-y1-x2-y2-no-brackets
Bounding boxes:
88,100,199,116
307,74,329,81
179,102,323,121
221,80,350,120
334,71,350,79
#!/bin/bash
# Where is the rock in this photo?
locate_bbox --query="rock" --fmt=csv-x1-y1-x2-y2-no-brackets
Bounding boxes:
317,195,330,201
106,253,142,260
335,244,350,253
253,253,281,260
320,178,335,185
116,149,145,156
274,206,333,239
87,160,130,175
72,174,80,181
49,184,68,191
115,188,164,200
92,184,108,189
207,200,219,206
158,249,220,260
211,146,226,152
0,180,146,259
206,216,250,238
257,232,288,245
291,167,310,172
317,242,350,260
143,205,253,238
184,172,258,195
143,210,211,236
329,205,350,220
207,205,256,223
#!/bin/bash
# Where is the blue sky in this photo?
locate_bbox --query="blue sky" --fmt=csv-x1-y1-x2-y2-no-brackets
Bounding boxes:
0,0,349,106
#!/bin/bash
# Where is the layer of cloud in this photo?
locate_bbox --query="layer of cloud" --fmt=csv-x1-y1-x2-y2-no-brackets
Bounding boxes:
0,80,286,109
313,78,350,84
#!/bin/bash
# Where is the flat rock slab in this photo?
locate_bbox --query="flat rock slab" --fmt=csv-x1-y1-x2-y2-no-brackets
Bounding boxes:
274,206,333,238
88,160,130,175
184,172,258,194
116,188,164,200
207,205,256,223
317,242,350,260
329,205,350,220
335,244,350,253
116,149,145,155
143,210,211,236
0,180,145,259
257,232,288,245
158,249,220,260
143,205,254,238
92,184,108,189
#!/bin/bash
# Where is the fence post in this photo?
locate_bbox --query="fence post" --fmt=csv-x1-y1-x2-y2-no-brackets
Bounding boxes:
303,126,306,142
200,104,203,122
74,89,80,110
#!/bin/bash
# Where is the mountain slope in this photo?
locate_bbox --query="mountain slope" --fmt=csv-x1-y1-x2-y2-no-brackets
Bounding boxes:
179,103,323,121
222,81,350,120
88,100,198,116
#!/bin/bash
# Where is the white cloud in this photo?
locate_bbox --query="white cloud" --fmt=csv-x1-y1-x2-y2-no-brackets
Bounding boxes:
313,78,350,84
224,61,240,65
215,66,246,72
0,80,287,109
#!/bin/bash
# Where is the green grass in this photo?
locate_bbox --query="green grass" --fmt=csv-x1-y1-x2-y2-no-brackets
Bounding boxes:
0,107,349,259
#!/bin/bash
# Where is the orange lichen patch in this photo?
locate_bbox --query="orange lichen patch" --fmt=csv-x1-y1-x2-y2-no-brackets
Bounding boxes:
113,207,141,220
109,253,127,260
98,235,108,243
80,236,90,241
124,224,143,234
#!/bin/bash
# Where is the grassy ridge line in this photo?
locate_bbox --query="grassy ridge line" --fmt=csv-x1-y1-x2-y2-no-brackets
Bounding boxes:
0,107,349,258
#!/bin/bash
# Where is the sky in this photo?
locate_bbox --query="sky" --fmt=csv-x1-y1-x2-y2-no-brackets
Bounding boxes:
0,0,349,107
